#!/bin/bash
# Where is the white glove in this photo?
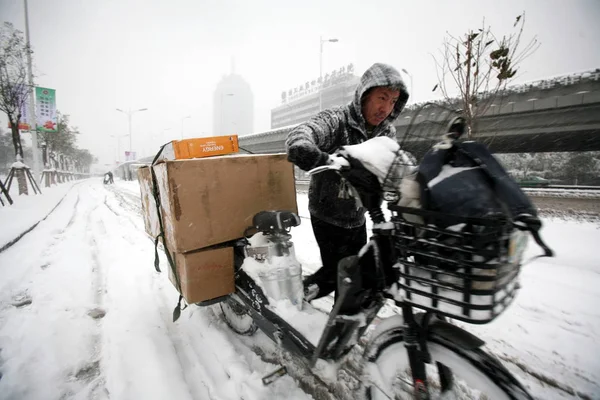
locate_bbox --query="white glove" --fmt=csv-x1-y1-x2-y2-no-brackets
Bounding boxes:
339,137,415,191
326,154,350,170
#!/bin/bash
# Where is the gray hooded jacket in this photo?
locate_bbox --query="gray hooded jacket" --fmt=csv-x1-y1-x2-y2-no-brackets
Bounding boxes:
285,63,409,228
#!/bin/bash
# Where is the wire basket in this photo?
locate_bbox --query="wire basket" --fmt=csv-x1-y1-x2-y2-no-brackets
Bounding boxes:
390,204,523,324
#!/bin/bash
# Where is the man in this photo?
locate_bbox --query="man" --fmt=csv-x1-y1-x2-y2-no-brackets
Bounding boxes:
285,63,409,302
104,171,114,184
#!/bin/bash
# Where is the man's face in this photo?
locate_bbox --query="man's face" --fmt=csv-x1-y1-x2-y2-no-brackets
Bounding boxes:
362,87,401,127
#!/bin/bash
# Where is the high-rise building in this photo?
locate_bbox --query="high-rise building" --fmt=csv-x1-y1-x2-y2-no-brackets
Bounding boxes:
271,64,360,129
213,65,254,136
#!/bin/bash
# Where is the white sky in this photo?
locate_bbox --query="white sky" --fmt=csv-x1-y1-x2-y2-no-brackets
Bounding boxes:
1,0,599,165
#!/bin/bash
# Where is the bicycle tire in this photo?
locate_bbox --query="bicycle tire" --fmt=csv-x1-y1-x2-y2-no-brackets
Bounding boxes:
365,327,533,400
220,294,258,336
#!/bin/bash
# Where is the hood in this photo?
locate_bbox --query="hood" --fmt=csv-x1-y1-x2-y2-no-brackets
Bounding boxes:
349,63,410,136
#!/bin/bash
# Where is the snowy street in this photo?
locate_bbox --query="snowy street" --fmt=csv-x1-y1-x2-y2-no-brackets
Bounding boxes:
0,179,599,400
0,180,313,400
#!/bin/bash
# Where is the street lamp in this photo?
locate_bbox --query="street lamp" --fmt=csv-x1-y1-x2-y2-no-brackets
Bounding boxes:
401,68,414,103
319,36,339,112
220,93,234,135
115,107,148,157
23,0,41,178
181,116,191,140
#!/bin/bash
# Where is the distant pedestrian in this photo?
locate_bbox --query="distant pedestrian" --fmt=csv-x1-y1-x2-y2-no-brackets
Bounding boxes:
104,171,114,184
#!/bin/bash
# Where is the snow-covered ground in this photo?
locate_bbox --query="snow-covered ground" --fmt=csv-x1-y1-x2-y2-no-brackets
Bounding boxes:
0,178,599,400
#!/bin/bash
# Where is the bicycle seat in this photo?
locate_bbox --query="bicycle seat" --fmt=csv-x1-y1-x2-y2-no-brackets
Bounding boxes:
252,211,301,235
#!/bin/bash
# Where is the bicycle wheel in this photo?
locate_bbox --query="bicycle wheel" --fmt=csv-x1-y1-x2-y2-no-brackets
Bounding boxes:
365,325,533,400
220,294,258,336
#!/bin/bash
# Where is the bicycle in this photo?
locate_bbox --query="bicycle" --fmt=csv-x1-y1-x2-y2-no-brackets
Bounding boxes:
217,104,551,399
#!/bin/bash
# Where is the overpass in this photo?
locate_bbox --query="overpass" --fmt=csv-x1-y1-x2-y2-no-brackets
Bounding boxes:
240,69,600,155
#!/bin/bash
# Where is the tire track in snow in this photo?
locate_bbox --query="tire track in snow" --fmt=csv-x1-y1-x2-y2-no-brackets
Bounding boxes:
150,261,263,399
137,234,312,398
107,185,142,215
0,181,82,254
153,290,310,400
152,292,218,400
205,305,340,400
100,185,326,399
104,184,143,217
75,197,113,400
89,202,107,307
103,187,145,233
57,185,109,400
91,194,202,400
497,353,594,400
0,187,82,305
0,183,111,400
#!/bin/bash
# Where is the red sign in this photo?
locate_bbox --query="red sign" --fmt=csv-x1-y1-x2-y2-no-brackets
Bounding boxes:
8,121,32,131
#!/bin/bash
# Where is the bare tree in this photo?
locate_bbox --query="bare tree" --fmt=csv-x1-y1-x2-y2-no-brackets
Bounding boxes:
0,22,35,195
0,22,32,159
432,13,539,138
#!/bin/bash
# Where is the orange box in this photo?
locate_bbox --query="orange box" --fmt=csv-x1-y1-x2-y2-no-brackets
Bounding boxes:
161,135,239,160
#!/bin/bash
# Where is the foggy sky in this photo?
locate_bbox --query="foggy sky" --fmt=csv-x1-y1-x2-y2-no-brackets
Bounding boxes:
1,0,599,165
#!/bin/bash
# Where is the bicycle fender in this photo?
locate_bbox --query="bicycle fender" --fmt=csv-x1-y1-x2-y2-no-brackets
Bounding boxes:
364,315,485,362
428,319,485,350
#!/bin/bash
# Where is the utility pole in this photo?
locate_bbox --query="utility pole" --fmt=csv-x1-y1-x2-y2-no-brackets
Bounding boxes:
116,107,147,159
24,0,40,177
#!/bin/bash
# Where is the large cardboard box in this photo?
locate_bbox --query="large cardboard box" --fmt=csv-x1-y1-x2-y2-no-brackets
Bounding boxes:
137,166,161,239
168,246,235,303
153,153,297,253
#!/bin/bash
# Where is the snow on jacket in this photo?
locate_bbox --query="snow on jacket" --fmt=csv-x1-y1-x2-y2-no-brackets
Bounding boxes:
285,63,410,228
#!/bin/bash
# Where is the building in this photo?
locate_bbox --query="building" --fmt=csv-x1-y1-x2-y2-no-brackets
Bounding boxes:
271,64,360,129
213,69,254,136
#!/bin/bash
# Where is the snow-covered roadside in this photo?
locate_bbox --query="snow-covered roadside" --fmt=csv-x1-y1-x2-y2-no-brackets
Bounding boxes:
462,219,600,399
0,183,104,399
0,180,79,250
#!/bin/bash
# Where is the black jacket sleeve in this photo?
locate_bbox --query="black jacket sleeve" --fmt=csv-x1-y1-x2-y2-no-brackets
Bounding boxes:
285,109,343,171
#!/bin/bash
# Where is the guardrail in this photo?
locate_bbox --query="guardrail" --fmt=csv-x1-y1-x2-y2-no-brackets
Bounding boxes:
296,180,600,191
533,185,600,191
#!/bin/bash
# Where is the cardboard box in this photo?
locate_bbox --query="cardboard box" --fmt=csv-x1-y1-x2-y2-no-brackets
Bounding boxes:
159,135,239,161
137,166,161,238
153,153,297,253
168,246,235,303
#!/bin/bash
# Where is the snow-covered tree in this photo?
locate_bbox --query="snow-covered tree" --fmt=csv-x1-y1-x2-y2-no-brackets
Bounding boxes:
564,153,598,185
0,23,31,159
0,22,34,195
